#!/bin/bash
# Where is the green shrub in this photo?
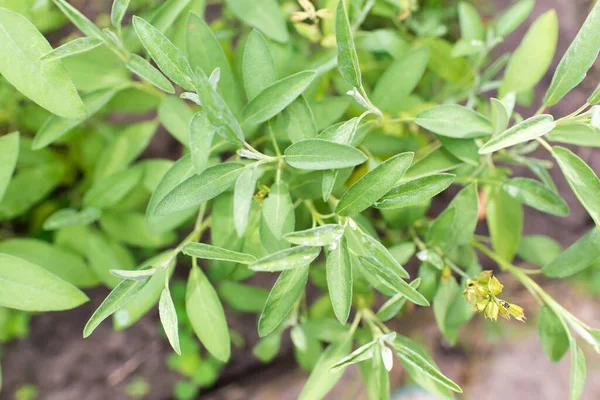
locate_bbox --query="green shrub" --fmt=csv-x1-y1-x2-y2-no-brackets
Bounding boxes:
0,0,599,398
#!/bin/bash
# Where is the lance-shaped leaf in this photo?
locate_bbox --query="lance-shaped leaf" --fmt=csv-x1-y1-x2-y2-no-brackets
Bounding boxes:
188,112,213,174
298,338,353,400
499,10,558,97
375,173,455,210
336,0,361,88
225,0,289,43
284,224,345,247
547,124,600,147
359,256,429,306
33,87,118,149
111,0,130,27
542,228,600,278
218,281,269,313
415,105,492,139
243,71,316,125
490,98,510,135
479,115,555,154
84,276,150,337
331,340,376,371
486,183,523,262
495,0,535,37
403,147,462,180
53,0,109,42
0,254,88,312
43,207,101,231
233,166,258,236
377,279,421,322
502,178,569,216
0,8,86,119
326,237,352,324
186,266,230,361
569,342,586,400
0,132,19,203
260,181,295,253
40,37,103,63
194,68,245,145
132,15,194,90
249,246,321,272
243,29,278,101
182,242,257,264
458,1,484,40
361,232,410,279
538,305,570,362
336,153,414,216
554,146,600,227
544,1,600,106
392,337,462,393
258,265,309,337
126,54,175,93
83,167,143,209
285,139,367,170
154,162,245,215
110,268,156,281
159,287,180,354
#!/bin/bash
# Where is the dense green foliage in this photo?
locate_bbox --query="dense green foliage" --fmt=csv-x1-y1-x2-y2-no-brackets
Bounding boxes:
0,0,600,398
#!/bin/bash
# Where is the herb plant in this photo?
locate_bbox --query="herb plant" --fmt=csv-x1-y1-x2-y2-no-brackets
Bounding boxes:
0,0,599,398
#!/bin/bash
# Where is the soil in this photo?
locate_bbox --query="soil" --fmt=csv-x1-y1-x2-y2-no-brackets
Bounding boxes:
1,0,600,399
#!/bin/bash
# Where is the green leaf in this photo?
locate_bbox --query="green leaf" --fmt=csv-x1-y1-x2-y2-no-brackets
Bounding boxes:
86,229,136,287
260,181,295,253
243,71,316,125
331,339,377,371
187,265,230,361
0,238,96,288
258,265,309,337
542,228,600,278
285,139,367,170
186,12,241,113
499,10,558,97
0,253,88,312
490,98,510,136
132,15,194,90
43,207,101,230
495,0,535,37
544,1,600,106
0,7,86,119
158,96,193,146
126,53,175,94
376,279,421,322
486,183,523,262
588,82,600,104
553,146,600,227
392,336,462,393
433,183,479,251
243,29,278,101
32,87,118,149
458,1,485,41
569,342,586,400
372,47,429,113
436,136,479,166
0,132,19,203
40,37,103,63
375,173,455,210
284,224,345,247
145,154,197,234
361,232,410,279
53,0,109,42
326,237,352,324
517,235,562,267
336,152,414,217
278,96,317,143
83,167,143,209
359,256,429,306
299,338,353,400
111,268,156,280
538,305,569,362
403,147,462,181
249,246,321,272
159,287,181,355
194,67,245,145
479,115,556,154
547,124,600,147
189,112,214,174
233,166,258,237
225,0,289,43
433,277,472,345
218,281,269,313
154,162,245,216
253,332,282,362
111,0,130,27
336,0,361,88
502,177,569,216
415,105,492,139
99,212,177,248
84,277,150,337
183,242,257,264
